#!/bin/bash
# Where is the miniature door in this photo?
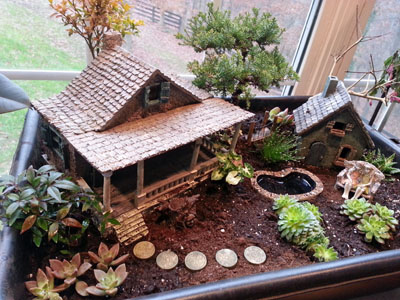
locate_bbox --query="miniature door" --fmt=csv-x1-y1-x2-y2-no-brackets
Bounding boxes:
305,142,326,166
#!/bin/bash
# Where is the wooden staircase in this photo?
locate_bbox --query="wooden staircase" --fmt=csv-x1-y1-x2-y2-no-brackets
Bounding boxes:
112,199,159,246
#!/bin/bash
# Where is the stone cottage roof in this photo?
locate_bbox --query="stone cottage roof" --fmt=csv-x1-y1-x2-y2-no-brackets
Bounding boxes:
33,46,211,135
293,81,374,147
32,46,254,173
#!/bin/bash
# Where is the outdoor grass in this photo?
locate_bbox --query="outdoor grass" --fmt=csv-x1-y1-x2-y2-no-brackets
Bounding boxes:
0,0,85,175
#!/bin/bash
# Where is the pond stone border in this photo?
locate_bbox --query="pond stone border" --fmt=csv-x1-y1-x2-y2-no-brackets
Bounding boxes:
251,167,324,201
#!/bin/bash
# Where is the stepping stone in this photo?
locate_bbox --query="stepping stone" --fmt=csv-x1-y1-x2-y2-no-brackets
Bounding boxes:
133,241,155,260
244,246,266,265
215,249,238,268
156,250,179,270
185,251,207,271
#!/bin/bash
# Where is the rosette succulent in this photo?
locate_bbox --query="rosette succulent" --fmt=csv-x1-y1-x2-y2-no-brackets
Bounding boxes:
49,253,92,285
75,264,128,297
356,214,391,244
278,204,321,242
88,242,129,271
272,195,298,215
373,203,399,231
313,245,338,262
340,198,372,221
25,267,69,300
302,202,322,222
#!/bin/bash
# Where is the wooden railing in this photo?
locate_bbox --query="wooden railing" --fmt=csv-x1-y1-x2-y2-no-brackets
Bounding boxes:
138,156,218,206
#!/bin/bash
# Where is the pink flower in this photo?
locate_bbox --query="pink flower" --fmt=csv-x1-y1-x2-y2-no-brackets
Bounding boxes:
389,91,400,103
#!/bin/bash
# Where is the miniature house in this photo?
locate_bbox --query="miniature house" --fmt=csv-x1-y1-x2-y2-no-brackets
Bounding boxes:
293,80,374,168
32,33,254,241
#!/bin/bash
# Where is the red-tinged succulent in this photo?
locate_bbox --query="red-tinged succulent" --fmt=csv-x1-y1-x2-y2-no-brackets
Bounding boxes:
88,242,129,271
25,267,69,300
49,253,92,285
75,264,128,297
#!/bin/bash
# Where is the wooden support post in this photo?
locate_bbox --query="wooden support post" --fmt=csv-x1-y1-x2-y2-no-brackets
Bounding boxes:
247,121,256,145
230,122,242,151
102,171,113,212
135,160,145,207
190,139,202,171
261,110,269,128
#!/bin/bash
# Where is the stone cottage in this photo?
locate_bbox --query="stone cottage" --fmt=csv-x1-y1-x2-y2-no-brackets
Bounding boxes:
293,80,374,168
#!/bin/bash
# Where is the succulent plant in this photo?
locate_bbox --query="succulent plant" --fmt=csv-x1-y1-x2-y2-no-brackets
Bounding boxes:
373,203,399,231
302,202,322,222
25,267,69,300
313,245,338,262
273,195,298,215
49,253,92,285
75,264,128,297
278,204,321,242
356,214,392,244
363,149,400,180
340,198,373,221
88,242,129,271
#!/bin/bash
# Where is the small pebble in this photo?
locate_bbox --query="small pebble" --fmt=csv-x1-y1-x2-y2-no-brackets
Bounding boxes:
221,229,225,233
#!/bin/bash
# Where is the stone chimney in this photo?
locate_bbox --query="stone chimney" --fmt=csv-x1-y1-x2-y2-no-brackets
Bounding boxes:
322,76,339,98
103,31,123,50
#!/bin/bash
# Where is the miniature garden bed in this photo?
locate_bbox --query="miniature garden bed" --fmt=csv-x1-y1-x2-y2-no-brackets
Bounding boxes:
3,106,400,300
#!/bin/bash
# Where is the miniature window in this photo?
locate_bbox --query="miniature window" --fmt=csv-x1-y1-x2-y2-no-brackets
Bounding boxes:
143,82,170,108
47,126,64,160
334,144,357,167
329,121,347,137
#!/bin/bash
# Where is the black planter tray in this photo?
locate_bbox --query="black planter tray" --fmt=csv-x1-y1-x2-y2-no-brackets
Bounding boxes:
2,105,400,300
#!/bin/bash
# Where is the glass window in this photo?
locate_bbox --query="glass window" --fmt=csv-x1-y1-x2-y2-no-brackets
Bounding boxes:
346,0,400,134
0,0,86,71
128,0,313,95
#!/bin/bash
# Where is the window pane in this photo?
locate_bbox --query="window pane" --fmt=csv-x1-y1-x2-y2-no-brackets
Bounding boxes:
346,0,400,125
0,0,86,70
0,81,69,175
128,0,312,95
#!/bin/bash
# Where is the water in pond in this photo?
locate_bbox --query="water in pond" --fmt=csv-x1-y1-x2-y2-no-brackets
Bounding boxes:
257,172,316,195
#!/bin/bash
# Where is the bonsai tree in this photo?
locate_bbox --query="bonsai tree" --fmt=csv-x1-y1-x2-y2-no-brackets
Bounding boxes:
176,3,298,105
49,0,143,58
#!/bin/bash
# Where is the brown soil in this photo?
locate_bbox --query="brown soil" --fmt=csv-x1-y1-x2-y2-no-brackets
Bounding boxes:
24,140,400,299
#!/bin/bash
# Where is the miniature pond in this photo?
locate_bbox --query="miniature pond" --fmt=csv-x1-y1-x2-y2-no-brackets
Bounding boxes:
256,172,316,194
22,141,400,300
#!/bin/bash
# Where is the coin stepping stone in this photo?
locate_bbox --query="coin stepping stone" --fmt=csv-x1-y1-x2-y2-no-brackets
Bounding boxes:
156,250,179,270
133,241,155,260
244,246,266,265
185,251,207,271
215,249,238,268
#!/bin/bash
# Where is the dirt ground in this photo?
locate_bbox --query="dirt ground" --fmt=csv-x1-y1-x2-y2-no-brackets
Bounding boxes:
24,138,400,299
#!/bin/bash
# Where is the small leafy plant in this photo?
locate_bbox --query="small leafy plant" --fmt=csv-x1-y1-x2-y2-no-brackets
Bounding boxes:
356,214,391,244
272,194,298,215
211,151,254,185
25,267,69,300
76,264,128,297
268,107,295,132
260,129,302,164
362,149,400,181
313,245,339,262
373,203,399,231
88,242,129,271
49,253,92,285
0,165,118,247
340,198,373,221
273,196,338,262
341,199,398,244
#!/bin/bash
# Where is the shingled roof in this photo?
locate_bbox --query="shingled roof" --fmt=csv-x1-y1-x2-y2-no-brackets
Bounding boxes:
293,81,374,147
66,98,253,173
33,46,211,135
33,45,254,173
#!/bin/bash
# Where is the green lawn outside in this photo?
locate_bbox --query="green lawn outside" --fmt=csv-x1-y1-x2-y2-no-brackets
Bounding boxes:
0,0,86,175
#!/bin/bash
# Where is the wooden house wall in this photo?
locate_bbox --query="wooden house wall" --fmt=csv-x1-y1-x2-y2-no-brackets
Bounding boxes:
103,74,198,130
298,108,371,168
